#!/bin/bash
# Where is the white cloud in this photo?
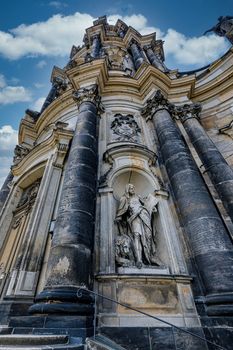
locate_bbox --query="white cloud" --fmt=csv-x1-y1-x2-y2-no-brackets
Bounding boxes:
0,126,18,188
0,12,229,67
31,96,46,111
0,86,32,105
0,13,94,59
36,60,47,69
0,125,18,151
163,29,228,66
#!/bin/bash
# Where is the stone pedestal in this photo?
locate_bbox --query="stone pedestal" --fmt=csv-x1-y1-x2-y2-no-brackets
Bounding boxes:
97,274,200,328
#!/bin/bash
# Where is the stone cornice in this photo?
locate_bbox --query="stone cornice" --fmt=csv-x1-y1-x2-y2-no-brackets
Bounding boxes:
191,48,233,101
67,59,194,100
12,125,73,177
18,60,194,146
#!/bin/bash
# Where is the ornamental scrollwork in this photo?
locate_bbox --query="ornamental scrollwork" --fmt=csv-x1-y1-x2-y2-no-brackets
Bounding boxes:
141,90,175,119
73,84,105,113
111,114,141,142
13,145,30,164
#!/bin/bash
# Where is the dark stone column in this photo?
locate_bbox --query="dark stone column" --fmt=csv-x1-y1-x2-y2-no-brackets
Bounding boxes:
177,103,233,225
0,171,13,213
142,91,233,316
91,34,101,58
144,45,169,72
30,84,102,315
129,39,145,70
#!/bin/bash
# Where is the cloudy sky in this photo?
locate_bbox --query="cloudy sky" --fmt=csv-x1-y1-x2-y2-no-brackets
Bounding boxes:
0,0,232,187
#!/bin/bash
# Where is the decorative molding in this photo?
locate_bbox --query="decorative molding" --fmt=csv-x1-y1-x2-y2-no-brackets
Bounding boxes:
12,180,41,229
13,145,31,165
141,90,175,120
111,114,141,142
73,84,105,113
175,103,202,122
98,163,114,188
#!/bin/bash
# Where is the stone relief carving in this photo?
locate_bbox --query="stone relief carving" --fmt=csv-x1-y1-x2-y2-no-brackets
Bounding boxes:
12,180,41,229
13,145,31,164
111,114,141,142
175,103,202,122
115,184,162,269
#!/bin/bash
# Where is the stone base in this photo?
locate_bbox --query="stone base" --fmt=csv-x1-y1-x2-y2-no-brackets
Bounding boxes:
100,326,208,350
96,274,200,329
6,315,93,343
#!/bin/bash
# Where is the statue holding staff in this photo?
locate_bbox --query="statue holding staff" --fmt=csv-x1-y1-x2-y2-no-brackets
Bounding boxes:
115,183,161,269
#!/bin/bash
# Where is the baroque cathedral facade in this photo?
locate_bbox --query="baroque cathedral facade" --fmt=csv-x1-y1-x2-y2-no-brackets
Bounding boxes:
0,15,233,349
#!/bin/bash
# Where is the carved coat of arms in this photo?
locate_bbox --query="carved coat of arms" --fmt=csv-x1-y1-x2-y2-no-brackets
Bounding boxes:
111,114,141,142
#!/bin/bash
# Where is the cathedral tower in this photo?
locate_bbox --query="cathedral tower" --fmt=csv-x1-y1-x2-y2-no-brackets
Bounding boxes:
0,15,233,349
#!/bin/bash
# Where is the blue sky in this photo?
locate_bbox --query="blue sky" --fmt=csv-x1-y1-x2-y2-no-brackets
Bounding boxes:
0,0,233,186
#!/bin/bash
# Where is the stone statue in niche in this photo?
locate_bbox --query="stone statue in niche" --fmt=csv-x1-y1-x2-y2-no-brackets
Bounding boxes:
115,183,161,269
111,114,141,142
122,53,135,76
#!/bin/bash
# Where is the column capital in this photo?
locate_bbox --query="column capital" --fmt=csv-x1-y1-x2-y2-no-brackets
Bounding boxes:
143,44,153,51
141,90,174,120
175,103,202,122
90,33,101,42
73,84,105,113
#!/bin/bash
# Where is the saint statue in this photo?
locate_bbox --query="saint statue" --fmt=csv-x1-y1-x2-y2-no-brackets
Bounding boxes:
115,183,161,269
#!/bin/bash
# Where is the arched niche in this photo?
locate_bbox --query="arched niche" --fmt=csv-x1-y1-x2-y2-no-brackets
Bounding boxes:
111,168,159,201
110,167,169,271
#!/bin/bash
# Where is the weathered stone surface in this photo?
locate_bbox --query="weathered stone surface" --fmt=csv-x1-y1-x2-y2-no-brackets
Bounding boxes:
30,93,99,317
182,116,233,224
100,327,208,350
152,108,233,314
